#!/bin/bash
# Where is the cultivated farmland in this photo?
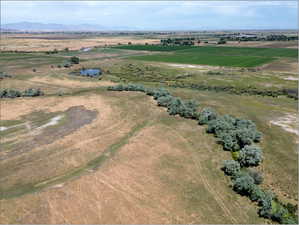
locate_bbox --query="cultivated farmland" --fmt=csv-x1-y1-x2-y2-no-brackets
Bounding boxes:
121,45,298,67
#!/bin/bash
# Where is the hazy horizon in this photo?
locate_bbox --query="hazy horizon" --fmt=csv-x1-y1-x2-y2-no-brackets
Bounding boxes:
1,1,298,31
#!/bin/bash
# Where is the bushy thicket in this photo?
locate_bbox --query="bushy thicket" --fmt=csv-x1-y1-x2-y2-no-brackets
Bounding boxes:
198,107,218,125
222,160,240,176
0,88,44,98
107,84,297,224
0,89,21,98
238,145,263,167
247,169,263,185
22,88,44,97
206,115,262,151
230,171,297,223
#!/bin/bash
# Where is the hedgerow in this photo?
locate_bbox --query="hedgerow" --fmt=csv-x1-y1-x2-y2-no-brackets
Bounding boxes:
107,84,297,224
0,88,44,98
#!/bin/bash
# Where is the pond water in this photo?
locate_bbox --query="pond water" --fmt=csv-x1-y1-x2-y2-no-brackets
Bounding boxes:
80,69,101,77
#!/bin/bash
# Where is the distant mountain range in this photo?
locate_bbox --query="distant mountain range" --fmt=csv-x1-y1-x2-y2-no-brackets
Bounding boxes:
1,22,136,31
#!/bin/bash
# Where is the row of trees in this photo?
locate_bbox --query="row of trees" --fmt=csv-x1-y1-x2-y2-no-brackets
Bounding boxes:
0,88,44,98
160,38,199,46
222,34,298,42
107,84,298,224
197,105,297,223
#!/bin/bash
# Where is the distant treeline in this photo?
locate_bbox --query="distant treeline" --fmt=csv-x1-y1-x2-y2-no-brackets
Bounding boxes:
161,37,199,46
222,34,298,42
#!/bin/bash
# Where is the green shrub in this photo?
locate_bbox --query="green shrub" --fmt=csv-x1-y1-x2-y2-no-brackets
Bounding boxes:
107,84,125,91
232,172,255,195
231,151,240,160
248,169,263,185
0,88,44,98
206,115,262,151
238,145,263,167
22,88,44,97
257,191,274,219
218,130,240,151
249,185,265,202
0,89,21,98
0,72,12,79
198,107,218,125
157,95,174,107
70,56,80,64
222,160,240,176
206,115,235,136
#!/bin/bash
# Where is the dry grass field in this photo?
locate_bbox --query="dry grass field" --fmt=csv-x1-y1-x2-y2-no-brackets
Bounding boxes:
0,32,297,224
0,90,266,224
1,34,159,52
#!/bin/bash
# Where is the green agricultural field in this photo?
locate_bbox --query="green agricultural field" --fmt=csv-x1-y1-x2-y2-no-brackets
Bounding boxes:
116,45,298,67
130,53,274,67
178,46,298,58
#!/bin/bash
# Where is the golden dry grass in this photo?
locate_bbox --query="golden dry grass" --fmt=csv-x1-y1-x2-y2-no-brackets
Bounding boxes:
0,91,265,224
1,34,160,52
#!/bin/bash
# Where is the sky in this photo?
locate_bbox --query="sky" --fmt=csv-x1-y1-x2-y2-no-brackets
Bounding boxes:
1,1,298,30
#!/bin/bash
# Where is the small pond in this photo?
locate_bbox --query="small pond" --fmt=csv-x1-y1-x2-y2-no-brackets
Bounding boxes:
80,69,102,77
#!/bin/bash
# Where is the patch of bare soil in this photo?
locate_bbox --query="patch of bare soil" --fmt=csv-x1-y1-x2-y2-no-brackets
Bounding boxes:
0,106,97,161
0,94,139,195
283,76,299,81
165,63,220,70
270,113,298,136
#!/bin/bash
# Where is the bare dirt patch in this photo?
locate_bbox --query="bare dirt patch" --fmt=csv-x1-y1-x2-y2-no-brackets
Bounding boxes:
283,76,299,81
270,113,299,136
0,106,97,161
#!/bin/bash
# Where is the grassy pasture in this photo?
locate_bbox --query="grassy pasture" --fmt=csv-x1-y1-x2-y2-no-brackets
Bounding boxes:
130,53,275,67
178,46,298,58
113,45,298,67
